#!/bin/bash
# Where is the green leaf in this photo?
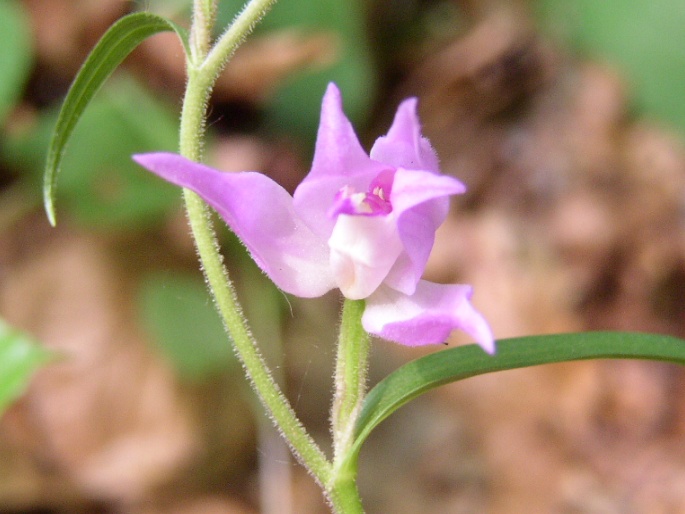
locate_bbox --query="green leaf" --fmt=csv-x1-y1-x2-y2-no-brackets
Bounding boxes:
0,0,32,125
43,12,189,227
352,332,685,459
138,272,237,381
0,319,53,415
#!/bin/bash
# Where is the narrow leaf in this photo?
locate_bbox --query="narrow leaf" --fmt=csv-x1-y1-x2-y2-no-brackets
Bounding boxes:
43,12,188,226
353,332,685,458
0,320,53,415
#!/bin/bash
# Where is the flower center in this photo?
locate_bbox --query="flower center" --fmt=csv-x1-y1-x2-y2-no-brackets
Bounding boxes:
326,169,402,299
327,169,395,218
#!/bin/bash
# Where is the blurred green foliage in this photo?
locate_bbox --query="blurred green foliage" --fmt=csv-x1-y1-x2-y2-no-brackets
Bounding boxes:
2,77,180,228
0,319,53,416
0,0,31,125
138,272,237,381
216,0,376,146
537,0,685,133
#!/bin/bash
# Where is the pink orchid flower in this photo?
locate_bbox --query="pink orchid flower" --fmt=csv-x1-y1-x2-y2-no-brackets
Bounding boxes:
134,83,494,353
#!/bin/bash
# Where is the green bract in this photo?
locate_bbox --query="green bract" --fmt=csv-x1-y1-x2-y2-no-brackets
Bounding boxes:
351,331,685,461
43,12,189,226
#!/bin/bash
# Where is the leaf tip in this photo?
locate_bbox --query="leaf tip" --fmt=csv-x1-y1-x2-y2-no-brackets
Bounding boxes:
43,191,57,227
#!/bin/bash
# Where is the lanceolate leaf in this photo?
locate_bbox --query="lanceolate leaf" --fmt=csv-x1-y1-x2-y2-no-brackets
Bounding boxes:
43,13,189,226
0,320,53,415
352,332,685,458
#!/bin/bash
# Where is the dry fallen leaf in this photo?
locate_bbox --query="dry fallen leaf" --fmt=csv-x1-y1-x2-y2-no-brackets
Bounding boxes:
0,229,195,505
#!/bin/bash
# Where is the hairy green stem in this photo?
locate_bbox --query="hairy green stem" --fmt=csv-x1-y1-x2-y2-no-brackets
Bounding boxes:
327,299,370,512
189,0,217,62
331,299,370,462
329,476,365,514
204,0,278,82
178,0,331,489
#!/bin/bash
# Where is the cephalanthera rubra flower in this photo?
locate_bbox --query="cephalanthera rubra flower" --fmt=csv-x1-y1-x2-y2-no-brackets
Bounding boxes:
134,83,494,353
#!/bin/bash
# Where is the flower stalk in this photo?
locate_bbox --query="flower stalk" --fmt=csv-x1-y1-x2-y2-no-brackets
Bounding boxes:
189,0,217,64
332,299,370,462
327,298,369,512
179,0,331,491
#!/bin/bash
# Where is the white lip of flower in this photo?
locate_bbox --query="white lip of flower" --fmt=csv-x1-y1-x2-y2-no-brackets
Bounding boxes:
328,217,403,299
328,182,403,299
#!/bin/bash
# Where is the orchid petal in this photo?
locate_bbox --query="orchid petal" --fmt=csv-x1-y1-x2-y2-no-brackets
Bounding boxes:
391,168,466,213
370,98,440,173
363,281,495,353
328,214,403,299
382,169,465,294
133,152,335,297
306,83,372,181
294,84,386,238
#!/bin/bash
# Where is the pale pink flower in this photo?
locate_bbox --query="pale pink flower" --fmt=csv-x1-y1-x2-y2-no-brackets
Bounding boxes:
134,83,494,353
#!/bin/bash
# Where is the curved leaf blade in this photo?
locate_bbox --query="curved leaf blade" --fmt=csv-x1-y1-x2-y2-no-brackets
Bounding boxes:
353,332,685,457
0,320,53,415
43,12,188,226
